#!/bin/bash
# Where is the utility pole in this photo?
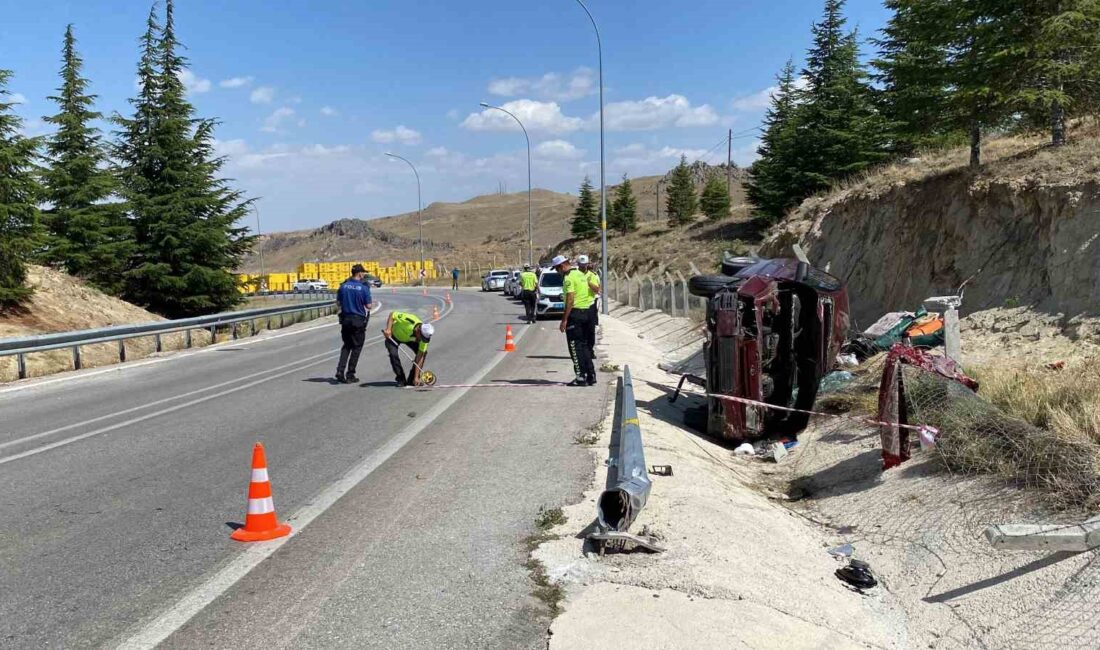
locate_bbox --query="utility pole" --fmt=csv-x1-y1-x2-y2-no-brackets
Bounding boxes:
727,128,732,198
655,179,664,223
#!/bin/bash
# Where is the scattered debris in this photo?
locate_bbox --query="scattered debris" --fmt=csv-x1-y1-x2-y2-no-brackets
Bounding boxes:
836,353,860,368
819,370,855,394
984,518,1100,552
836,559,878,591
599,361,621,373
734,442,755,456
770,442,789,462
827,543,855,558
650,464,673,476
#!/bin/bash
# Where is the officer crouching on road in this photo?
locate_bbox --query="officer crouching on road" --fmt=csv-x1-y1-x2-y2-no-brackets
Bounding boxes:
383,310,434,387
335,264,374,384
519,264,539,324
553,255,596,387
576,254,601,360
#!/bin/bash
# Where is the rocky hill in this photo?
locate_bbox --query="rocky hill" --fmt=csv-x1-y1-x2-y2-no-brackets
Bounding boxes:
762,125,1100,329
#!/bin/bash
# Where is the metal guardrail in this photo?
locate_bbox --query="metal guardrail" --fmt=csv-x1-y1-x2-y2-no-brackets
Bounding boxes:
590,365,663,553
0,298,337,380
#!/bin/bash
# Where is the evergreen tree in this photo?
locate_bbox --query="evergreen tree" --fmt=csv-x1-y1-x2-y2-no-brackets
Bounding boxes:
873,0,961,154
0,70,41,308
794,0,890,194
746,60,802,222
41,25,131,294
115,0,253,317
700,175,731,221
665,155,697,226
571,176,598,238
608,174,637,234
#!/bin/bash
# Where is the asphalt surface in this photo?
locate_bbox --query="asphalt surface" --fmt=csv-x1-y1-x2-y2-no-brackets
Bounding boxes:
0,289,609,649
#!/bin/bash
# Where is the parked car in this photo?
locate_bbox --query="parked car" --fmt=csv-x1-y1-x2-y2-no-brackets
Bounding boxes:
481,269,510,292
293,278,329,292
505,270,523,298
535,269,565,316
364,273,383,288
689,257,849,443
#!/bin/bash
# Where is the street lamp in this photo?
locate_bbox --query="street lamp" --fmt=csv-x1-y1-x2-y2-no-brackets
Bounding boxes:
384,152,425,285
251,203,265,288
480,101,533,266
572,0,608,314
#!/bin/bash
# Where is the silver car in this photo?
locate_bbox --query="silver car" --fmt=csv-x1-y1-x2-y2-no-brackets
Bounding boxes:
481,269,509,292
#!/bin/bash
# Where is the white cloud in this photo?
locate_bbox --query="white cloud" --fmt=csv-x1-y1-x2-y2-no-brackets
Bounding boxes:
426,146,449,157
535,139,584,160
488,67,596,102
602,95,719,131
320,106,339,117
177,70,212,94
461,99,584,135
10,92,27,105
370,125,422,145
261,107,296,132
446,108,460,121
302,144,351,156
219,76,253,89
250,86,275,104
214,138,250,157
732,77,808,112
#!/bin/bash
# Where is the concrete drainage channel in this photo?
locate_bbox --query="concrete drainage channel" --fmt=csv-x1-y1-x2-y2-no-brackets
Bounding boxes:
588,365,665,554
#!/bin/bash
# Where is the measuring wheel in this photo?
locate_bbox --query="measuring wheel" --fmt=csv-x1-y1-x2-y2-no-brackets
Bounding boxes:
420,370,437,386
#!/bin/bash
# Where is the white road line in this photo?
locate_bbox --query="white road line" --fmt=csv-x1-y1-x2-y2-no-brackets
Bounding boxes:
0,298,454,465
0,301,388,397
115,323,529,650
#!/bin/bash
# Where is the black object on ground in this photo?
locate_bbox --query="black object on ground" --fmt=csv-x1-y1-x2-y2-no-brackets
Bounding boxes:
836,559,878,591
650,465,673,476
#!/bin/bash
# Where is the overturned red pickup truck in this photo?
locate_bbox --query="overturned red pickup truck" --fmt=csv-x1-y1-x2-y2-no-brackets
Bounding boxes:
689,257,850,443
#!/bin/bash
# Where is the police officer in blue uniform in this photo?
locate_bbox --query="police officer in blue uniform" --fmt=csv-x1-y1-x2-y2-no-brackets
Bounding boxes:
335,264,374,384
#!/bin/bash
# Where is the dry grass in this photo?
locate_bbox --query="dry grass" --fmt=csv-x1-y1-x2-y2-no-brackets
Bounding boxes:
971,362,1100,446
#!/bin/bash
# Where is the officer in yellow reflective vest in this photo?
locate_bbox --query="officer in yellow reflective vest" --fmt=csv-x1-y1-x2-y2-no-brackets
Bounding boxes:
552,255,596,386
577,254,601,360
519,264,539,323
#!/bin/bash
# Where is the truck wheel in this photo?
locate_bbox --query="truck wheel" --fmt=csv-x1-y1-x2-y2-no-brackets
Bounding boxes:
689,274,739,298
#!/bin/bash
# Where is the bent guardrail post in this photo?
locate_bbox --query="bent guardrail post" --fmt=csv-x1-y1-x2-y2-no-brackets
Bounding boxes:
589,366,664,554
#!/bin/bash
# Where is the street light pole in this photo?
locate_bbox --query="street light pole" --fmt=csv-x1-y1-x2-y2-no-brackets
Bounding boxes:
480,102,533,266
252,203,265,287
385,152,425,285
573,0,607,315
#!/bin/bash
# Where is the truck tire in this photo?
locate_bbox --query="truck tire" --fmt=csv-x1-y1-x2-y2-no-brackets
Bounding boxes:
689,274,739,298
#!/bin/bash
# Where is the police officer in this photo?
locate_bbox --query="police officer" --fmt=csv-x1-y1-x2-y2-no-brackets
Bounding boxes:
553,255,596,386
519,264,539,323
383,310,434,387
451,267,460,290
576,254,601,360
335,264,374,384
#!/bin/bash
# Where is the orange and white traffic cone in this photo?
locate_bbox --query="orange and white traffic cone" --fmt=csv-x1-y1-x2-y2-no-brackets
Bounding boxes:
391,286,396,295
503,325,516,352
432,306,440,321
230,442,291,542
444,291,452,304
422,287,428,296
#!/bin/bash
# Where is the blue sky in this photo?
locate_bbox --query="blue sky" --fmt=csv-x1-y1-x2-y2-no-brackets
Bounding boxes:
2,0,892,233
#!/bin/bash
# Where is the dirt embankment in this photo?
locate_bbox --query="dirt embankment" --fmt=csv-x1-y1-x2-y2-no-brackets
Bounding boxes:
0,266,213,381
762,131,1100,330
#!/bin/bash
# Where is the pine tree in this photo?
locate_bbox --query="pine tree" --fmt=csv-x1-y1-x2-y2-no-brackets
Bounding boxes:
608,174,637,234
665,155,697,227
0,70,41,308
794,0,890,194
115,1,253,317
873,0,961,154
41,25,131,294
746,60,803,222
700,175,731,221
571,176,599,238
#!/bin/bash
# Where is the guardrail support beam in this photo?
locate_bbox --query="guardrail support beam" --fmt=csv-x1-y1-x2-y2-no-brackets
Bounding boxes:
17,353,26,380
72,345,82,371
119,339,126,363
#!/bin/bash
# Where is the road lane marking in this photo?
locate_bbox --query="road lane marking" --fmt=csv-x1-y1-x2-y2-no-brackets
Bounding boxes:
0,297,456,464
114,323,529,650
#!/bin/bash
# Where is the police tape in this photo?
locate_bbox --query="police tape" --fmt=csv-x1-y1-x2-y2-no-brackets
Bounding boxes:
414,382,569,390
699,391,939,448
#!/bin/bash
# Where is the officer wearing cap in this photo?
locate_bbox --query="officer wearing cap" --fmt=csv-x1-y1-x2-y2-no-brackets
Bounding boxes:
577,254,601,360
383,310,434,387
519,263,539,323
335,264,374,384
552,255,596,386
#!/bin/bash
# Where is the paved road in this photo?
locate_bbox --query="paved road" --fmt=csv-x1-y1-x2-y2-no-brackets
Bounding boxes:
0,289,609,648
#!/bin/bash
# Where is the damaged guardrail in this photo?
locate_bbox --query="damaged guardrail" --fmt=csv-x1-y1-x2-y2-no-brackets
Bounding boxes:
590,365,664,553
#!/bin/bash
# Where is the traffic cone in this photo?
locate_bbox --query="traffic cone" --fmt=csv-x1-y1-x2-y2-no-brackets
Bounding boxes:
503,325,516,352
432,305,440,321
391,286,396,295
444,291,452,304
230,442,291,542
422,287,428,296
